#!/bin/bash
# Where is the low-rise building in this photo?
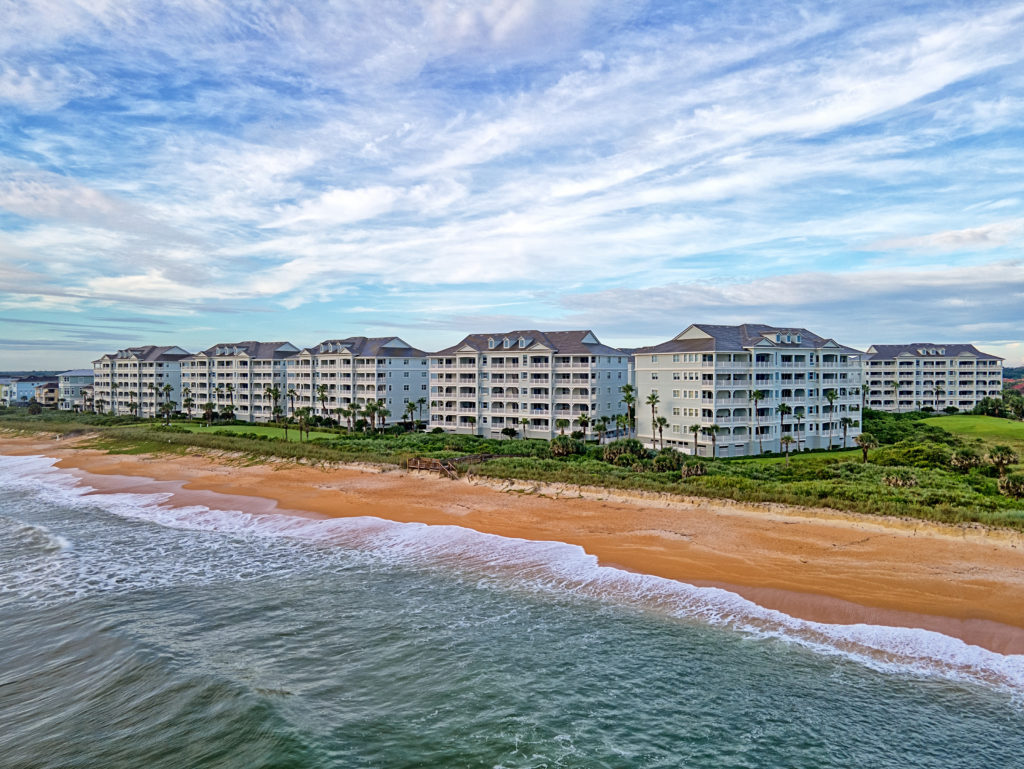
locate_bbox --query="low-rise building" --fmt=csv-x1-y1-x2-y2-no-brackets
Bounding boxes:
285,337,429,424
58,369,95,411
429,330,631,439
92,346,191,416
634,324,863,456
34,381,59,407
180,341,300,422
863,344,1003,412
1,375,55,406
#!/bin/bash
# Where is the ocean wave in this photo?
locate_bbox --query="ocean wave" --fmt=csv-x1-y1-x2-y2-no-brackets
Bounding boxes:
2,453,1022,698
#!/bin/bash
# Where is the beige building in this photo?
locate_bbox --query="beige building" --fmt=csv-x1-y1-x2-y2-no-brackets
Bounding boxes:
92,346,190,416
429,330,631,439
634,324,863,456
285,337,429,424
863,344,1003,412
180,341,300,422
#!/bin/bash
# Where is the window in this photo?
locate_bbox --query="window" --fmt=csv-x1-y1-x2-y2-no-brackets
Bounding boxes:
672,354,680,362
403,385,409,391
651,355,658,362
672,407,680,415
651,373,658,380
672,389,681,398
488,338,495,349
672,372,680,380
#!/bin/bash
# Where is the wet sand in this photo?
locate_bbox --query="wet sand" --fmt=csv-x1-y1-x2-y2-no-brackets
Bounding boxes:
4,434,1024,654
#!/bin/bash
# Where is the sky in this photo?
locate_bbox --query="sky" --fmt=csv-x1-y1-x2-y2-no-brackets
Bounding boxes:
1,0,1023,370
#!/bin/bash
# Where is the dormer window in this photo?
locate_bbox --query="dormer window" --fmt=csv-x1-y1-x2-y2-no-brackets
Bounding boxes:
488,338,495,350
518,337,527,349
786,334,791,343
795,335,801,344
776,333,781,343
503,338,511,349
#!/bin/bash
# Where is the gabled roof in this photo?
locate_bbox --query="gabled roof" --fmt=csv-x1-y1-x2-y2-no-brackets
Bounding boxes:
94,345,191,364
188,341,299,360
635,324,862,354
864,343,1003,361
301,336,427,358
431,330,624,357
59,369,94,377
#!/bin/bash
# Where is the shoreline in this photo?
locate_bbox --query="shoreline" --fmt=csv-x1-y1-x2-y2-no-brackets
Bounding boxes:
3,434,1024,655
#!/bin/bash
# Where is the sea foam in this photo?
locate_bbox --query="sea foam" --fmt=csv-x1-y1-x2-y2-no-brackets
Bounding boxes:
2,453,1022,698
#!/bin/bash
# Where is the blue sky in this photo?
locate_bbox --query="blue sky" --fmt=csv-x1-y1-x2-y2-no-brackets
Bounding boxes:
1,0,1023,369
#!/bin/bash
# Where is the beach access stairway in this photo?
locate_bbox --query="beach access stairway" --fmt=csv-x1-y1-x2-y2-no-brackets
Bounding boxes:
406,454,497,479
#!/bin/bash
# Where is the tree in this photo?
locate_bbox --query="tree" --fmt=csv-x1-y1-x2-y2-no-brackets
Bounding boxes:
620,384,636,437
148,381,159,419
645,392,660,444
519,416,530,437
416,397,427,424
202,401,216,426
888,380,900,412
317,384,329,417
287,388,298,416
264,385,281,421
555,418,570,436
378,407,391,429
181,386,193,420
839,416,854,448
222,403,235,421
162,383,173,409
689,423,702,455
127,399,139,417
780,435,796,465
934,384,946,409
615,413,629,437
750,389,767,454
159,400,176,426
226,383,235,413
404,401,417,427
575,414,590,442
824,389,837,449
109,380,119,415
989,445,1019,478
295,407,312,440
794,411,805,452
654,416,669,450
707,424,720,457
776,402,791,447
595,415,610,445
501,426,518,440
853,432,877,463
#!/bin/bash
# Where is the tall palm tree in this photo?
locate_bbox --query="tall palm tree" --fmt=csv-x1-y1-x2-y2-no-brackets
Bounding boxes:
645,392,660,445
109,380,119,415
888,380,900,412
854,432,877,463
226,383,235,411
317,384,329,417
776,402,791,450
620,384,636,438
596,415,610,444
708,424,720,457
575,414,590,441
148,381,159,419
404,401,417,427
794,411,805,453
127,399,139,417
519,416,530,438
750,389,767,455
824,389,837,449
934,384,946,409
654,416,669,450
181,386,192,420
264,385,280,417
840,416,854,448
689,423,702,455
780,435,796,465
416,397,427,424
615,413,628,437
287,388,298,416
202,401,216,426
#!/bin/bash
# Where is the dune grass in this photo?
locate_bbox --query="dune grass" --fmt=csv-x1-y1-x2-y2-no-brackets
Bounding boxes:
172,423,339,442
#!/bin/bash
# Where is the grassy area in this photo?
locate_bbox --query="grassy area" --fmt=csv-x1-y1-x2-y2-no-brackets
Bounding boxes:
172,423,339,442
920,415,1024,456
730,448,861,467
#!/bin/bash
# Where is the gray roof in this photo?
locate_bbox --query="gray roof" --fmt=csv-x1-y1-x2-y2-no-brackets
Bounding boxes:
865,343,1003,361
432,330,624,357
301,337,427,358
94,345,191,363
636,324,862,355
188,341,299,360
59,369,94,377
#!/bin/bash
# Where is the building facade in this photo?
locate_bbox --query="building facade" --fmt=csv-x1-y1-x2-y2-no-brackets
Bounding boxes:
634,324,863,456
863,344,1004,412
34,381,59,407
180,342,300,422
285,337,429,424
1,376,51,406
429,330,631,439
58,369,95,411
92,346,190,416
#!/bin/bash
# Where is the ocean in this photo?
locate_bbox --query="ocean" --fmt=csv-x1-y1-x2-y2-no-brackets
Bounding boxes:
1,453,1023,768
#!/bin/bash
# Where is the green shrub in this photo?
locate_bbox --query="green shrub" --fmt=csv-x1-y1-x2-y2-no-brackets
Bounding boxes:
603,438,648,464
872,441,952,469
550,436,585,457
998,472,1024,499
950,447,983,473
883,468,918,488
653,448,684,472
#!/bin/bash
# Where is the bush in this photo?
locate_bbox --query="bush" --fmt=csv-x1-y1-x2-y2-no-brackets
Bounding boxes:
998,472,1024,499
680,459,708,478
872,441,952,469
550,436,585,457
603,438,648,464
431,427,445,434
653,448,684,472
27,403,42,415
883,469,918,488
951,447,983,473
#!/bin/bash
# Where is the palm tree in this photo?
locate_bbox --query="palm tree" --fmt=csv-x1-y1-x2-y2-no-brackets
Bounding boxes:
780,435,796,465
403,401,417,428
94,397,106,414
989,445,1018,478
519,416,530,438
378,406,391,429
824,389,837,449
264,385,280,419
226,383,235,413
148,381,159,419
181,386,193,420
575,414,590,441
416,397,427,424
645,392,660,445
294,407,312,441
888,380,900,412
776,402,791,449
555,418,570,436
689,423,702,455
708,424,721,457
215,384,224,408
287,388,298,416
615,413,629,437
127,399,139,417
109,380,119,415
596,415,610,445
840,416,854,448
333,406,345,427
794,411,805,453
934,384,946,409
620,384,636,437
158,400,176,426
750,389,767,455
854,432,877,463
654,416,669,450
162,383,173,406
317,384,329,417
202,401,216,426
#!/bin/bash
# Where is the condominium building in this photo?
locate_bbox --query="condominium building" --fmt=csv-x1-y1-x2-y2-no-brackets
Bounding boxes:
180,341,300,422
285,337,429,423
33,381,59,407
863,344,1004,412
1,376,51,406
57,369,94,411
634,324,863,457
429,330,631,439
92,346,190,416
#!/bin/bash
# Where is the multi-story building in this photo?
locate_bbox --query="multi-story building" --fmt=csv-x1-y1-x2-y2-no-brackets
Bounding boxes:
57,369,94,411
285,337,429,423
1,376,50,406
634,324,863,457
92,346,190,416
429,330,631,439
863,344,1004,412
180,341,300,422
33,381,59,407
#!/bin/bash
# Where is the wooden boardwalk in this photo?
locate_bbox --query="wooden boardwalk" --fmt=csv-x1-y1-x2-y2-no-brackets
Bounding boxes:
406,454,495,479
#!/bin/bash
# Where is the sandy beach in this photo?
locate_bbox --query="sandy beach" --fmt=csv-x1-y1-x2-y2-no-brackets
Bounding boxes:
4,434,1024,654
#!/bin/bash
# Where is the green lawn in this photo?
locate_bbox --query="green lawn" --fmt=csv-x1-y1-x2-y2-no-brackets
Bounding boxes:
920,415,1024,455
730,447,861,467
173,423,339,442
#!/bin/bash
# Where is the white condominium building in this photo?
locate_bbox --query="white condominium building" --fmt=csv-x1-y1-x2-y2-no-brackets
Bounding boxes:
863,344,1003,412
429,330,631,439
92,346,190,416
285,337,429,423
634,324,863,457
180,341,300,422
